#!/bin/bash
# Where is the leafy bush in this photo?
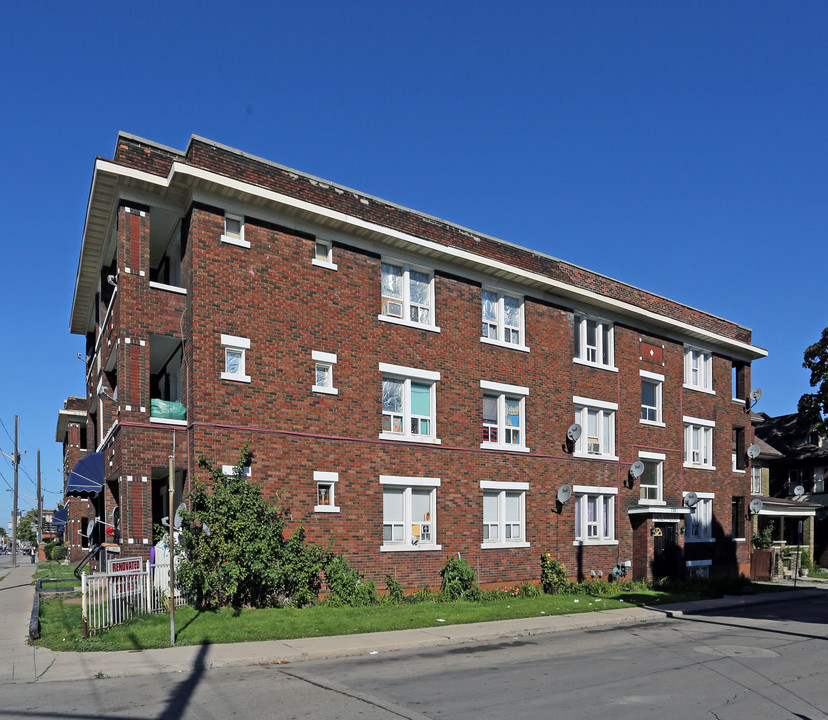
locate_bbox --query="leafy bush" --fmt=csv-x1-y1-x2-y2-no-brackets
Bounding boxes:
323,555,377,606
175,444,324,609
799,550,812,570
540,551,568,594
385,574,405,604
50,544,67,562
406,586,442,603
752,525,773,549
439,555,479,600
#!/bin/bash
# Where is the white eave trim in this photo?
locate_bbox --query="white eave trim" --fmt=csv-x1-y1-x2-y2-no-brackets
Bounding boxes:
75,158,767,359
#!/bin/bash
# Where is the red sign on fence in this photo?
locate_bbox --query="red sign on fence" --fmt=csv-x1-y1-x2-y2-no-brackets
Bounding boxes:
108,556,142,575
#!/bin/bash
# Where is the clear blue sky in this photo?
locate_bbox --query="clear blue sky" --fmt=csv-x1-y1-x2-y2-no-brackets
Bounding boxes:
1,2,826,525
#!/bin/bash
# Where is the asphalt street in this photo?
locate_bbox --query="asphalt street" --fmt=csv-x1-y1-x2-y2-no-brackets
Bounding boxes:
2,593,826,720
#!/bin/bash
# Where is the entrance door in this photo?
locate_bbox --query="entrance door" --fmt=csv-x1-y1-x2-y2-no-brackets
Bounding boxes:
652,523,679,579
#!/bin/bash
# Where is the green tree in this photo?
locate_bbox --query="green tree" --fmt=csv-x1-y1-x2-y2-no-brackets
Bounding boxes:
798,326,828,436
175,444,325,609
16,509,39,544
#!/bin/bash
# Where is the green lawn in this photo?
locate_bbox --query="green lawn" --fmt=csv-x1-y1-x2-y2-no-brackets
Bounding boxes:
37,589,701,652
33,561,81,583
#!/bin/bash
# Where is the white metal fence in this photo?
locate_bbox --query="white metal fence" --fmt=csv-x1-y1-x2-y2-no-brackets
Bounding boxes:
81,561,190,636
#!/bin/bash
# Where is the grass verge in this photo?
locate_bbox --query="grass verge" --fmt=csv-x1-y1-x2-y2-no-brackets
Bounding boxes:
37,588,705,652
33,561,80,583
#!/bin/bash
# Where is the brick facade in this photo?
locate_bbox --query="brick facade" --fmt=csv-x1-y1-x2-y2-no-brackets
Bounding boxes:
62,133,766,587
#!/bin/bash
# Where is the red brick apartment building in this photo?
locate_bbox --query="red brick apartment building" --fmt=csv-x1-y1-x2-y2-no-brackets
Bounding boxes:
61,132,767,586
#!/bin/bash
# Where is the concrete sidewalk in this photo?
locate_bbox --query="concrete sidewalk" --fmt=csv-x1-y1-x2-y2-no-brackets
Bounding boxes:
2,563,825,685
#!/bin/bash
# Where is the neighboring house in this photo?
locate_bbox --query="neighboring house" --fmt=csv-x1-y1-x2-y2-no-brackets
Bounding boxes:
753,412,828,566
61,132,767,586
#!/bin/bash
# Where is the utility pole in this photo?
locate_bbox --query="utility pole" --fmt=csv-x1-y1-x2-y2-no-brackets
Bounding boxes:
12,416,19,569
37,450,42,550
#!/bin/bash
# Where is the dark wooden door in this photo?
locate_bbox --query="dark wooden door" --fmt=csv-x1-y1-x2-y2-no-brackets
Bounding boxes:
652,523,679,579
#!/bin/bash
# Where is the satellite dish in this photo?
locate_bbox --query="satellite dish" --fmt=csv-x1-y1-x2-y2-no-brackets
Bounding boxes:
746,444,761,459
612,566,622,578
749,498,764,515
173,503,187,530
161,516,169,528
88,517,97,535
202,523,211,536
794,485,805,497
566,423,582,443
750,388,763,403
557,484,572,504
684,492,699,508
629,461,645,479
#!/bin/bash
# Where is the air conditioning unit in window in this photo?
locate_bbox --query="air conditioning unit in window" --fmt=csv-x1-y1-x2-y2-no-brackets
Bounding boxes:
383,300,403,318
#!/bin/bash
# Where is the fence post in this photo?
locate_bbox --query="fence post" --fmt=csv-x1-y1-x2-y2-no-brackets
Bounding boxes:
146,560,151,613
81,572,88,639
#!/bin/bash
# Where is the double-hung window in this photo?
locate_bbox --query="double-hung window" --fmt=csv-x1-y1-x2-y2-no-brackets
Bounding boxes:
573,314,615,370
481,381,530,452
379,363,440,443
573,397,617,460
221,213,249,248
380,476,440,551
684,416,715,469
638,452,665,504
640,370,664,425
481,290,527,350
684,346,714,393
750,464,762,494
312,351,338,395
573,486,617,545
685,492,714,541
380,261,438,331
481,481,529,548
220,334,251,383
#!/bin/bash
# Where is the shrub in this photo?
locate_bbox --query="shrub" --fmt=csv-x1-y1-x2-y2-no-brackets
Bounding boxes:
323,555,377,606
752,525,773,549
384,574,405,604
50,545,67,562
407,586,442,603
799,550,812,571
540,551,568,594
439,555,479,600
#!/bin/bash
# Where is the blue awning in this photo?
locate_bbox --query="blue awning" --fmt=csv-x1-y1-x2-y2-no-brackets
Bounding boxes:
52,507,68,528
66,452,105,497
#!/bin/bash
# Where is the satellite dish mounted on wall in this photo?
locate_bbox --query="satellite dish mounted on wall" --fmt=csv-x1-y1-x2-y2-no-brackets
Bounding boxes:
684,492,699,508
744,387,763,413
794,485,805,497
557,484,572,505
630,461,645,479
749,499,764,515
746,444,761,460
564,423,582,452
173,503,187,530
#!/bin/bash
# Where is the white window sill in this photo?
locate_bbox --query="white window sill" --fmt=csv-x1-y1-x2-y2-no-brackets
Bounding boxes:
479,442,531,453
732,397,746,405
639,499,666,506
683,383,715,396
379,432,441,445
314,505,340,513
683,462,716,471
573,452,619,462
733,537,746,543
573,539,619,547
377,315,441,333
640,419,666,428
572,358,618,373
685,537,715,543
221,234,250,248
480,337,530,353
149,417,187,427
732,469,746,474
312,385,339,395
221,372,251,383
312,258,338,271
381,544,442,552
149,281,187,295
480,541,530,549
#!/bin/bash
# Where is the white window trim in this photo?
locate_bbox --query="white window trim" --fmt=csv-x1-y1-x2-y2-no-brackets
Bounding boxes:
312,238,338,270
750,465,762,495
638,451,666,506
683,345,715,394
221,465,252,480
683,416,716,470
639,369,665,427
378,259,440,332
314,471,340,513
312,351,338,395
573,486,618,546
380,476,441,552
573,397,618,461
221,213,249,248
149,280,187,295
684,491,715,542
379,364,441,444
480,481,530,549
480,381,530,453
220,334,251,383
573,314,618,372
480,288,530,352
